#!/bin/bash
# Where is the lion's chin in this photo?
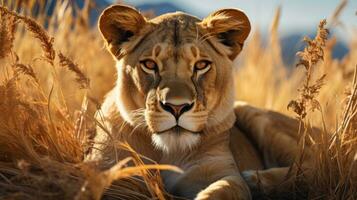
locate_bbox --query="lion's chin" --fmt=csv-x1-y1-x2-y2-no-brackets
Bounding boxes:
151,129,201,153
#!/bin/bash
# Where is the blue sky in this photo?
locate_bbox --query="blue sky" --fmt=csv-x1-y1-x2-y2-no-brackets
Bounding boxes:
121,0,356,40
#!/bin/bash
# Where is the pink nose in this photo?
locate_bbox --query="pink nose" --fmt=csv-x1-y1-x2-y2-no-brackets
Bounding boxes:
160,102,194,119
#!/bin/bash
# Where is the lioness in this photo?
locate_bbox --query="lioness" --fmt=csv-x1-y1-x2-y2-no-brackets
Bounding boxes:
88,4,313,200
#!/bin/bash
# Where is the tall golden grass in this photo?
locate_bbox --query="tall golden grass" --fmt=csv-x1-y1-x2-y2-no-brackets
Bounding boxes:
0,2,180,200
0,1,356,199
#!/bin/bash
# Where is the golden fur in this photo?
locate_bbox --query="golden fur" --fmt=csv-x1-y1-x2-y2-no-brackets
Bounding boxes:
87,4,313,199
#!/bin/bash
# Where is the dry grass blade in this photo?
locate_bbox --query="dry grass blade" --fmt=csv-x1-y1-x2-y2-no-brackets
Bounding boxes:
340,65,357,139
76,156,181,200
288,20,329,119
0,5,55,65
0,7,18,59
118,142,175,200
58,52,90,89
270,6,281,36
12,63,38,82
329,0,348,27
296,20,329,69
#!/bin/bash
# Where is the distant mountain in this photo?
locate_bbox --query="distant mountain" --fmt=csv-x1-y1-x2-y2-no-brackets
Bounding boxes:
135,2,187,16
280,32,349,66
86,0,112,25
76,0,110,8
52,0,111,25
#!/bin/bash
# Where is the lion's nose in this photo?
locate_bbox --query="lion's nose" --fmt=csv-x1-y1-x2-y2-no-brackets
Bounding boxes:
160,101,194,119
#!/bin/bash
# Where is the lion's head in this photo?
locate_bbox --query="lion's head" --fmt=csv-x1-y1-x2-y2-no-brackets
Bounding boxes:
99,5,250,153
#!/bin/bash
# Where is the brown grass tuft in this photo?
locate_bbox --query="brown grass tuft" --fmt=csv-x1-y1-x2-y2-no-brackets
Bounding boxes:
305,65,357,199
0,3,177,200
288,20,329,119
58,52,90,89
0,7,18,59
285,19,357,199
11,54,38,83
0,6,55,65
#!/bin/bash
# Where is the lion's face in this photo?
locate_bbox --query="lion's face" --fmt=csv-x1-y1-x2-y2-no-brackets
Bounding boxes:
99,5,250,152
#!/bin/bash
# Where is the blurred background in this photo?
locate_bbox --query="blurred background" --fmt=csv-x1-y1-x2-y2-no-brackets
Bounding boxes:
2,0,357,126
5,0,356,65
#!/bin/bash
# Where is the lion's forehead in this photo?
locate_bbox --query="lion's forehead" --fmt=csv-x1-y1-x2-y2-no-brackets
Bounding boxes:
148,13,202,46
131,13,219,66
149,43,200,61
150,12,200,32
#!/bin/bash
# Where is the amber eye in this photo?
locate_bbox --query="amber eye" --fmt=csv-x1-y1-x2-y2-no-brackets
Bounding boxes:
194,60,211,71
140,59,158,72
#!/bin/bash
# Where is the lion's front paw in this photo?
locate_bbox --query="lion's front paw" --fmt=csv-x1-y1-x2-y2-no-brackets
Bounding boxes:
241,170,277,198
195,191,221,200
195,179,251,200
241,170,260,191
195,188,229,200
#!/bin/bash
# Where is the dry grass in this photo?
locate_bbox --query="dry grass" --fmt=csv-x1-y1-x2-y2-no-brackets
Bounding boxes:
0,1,356,200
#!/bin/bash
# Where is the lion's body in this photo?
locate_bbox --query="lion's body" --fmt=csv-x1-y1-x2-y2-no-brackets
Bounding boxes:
87,5,313,199
89,91,262,199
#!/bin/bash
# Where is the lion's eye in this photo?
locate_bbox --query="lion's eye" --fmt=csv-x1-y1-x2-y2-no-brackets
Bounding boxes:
194,60,211,72
140,59,158,72
194,60,212,75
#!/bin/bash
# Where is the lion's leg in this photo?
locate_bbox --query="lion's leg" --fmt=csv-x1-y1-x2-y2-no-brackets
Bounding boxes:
234,102,314,195
165,147,252,200
170,169,252,200
242,167,297,198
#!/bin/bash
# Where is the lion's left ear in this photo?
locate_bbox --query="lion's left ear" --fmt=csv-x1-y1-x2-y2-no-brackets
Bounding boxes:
99,5,148,58
199,9,251,60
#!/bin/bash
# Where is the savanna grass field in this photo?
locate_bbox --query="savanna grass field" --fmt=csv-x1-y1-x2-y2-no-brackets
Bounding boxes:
0,0,356,199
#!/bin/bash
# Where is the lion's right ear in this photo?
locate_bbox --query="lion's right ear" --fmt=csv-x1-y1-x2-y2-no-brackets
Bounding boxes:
199,9,251,60
99,5,147,58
